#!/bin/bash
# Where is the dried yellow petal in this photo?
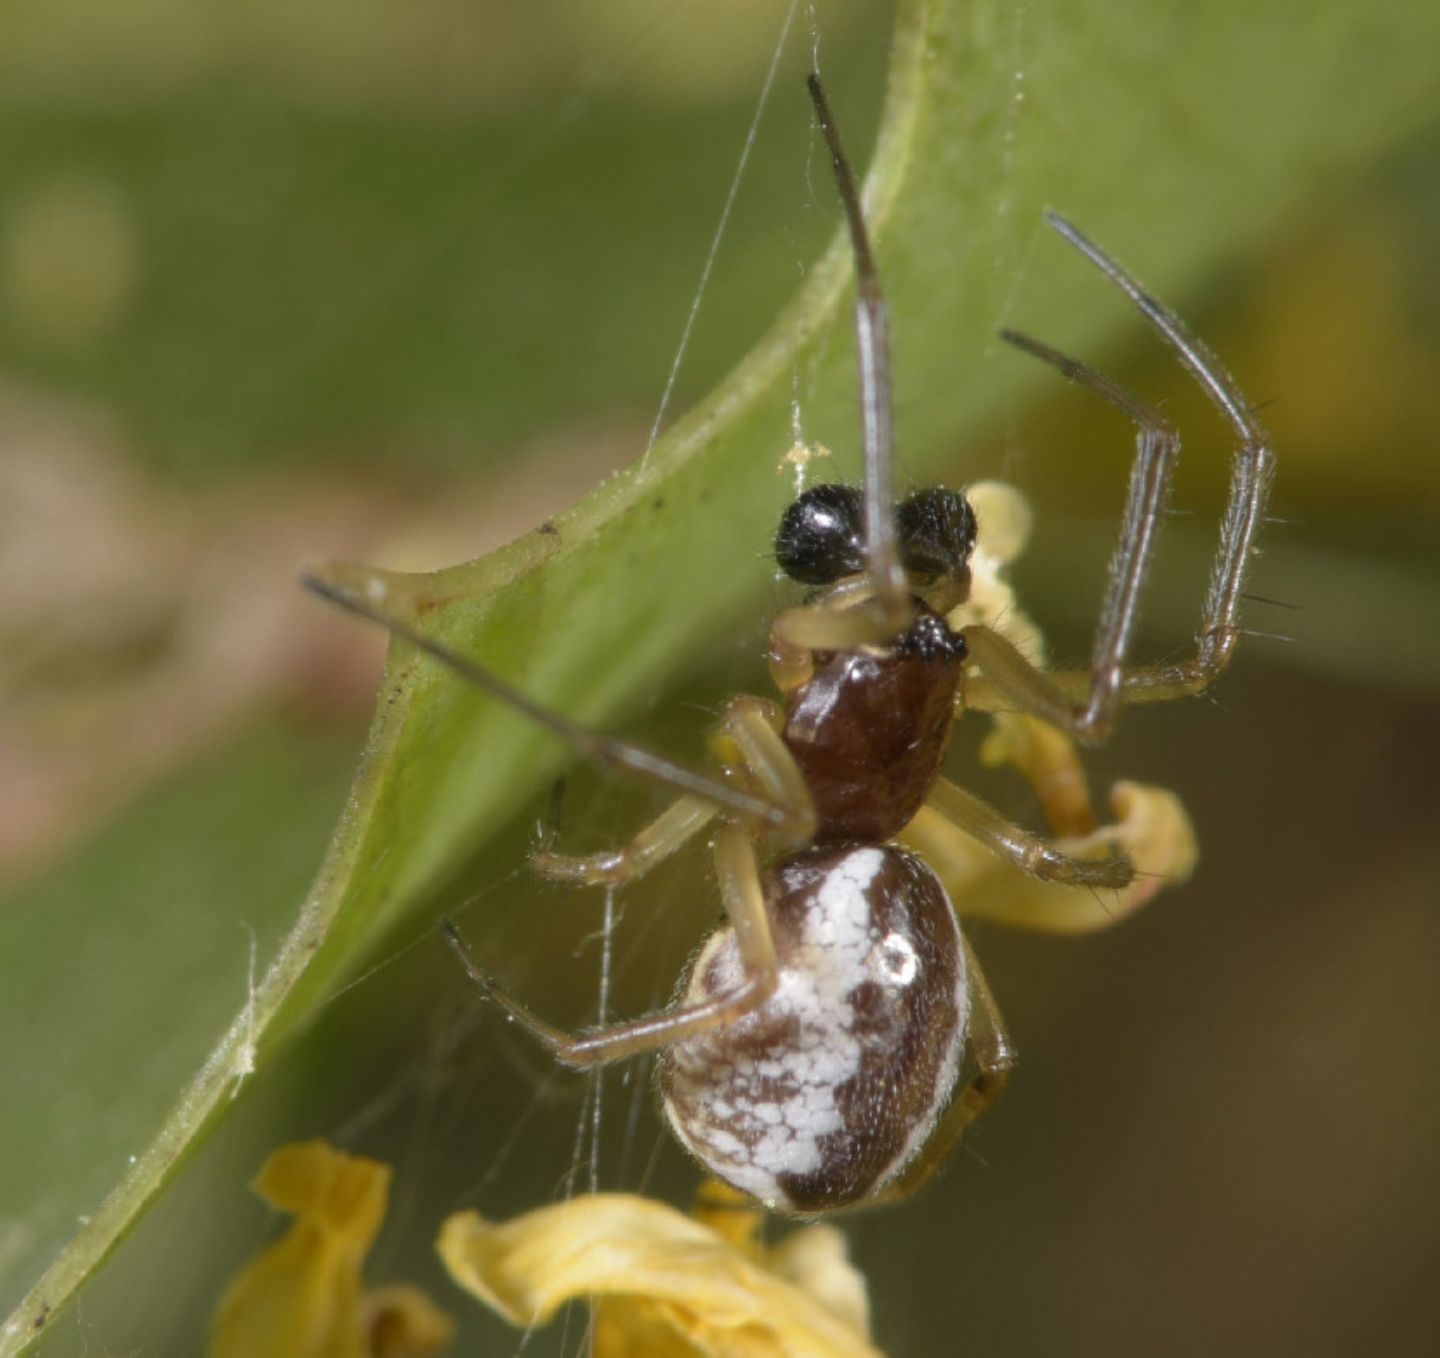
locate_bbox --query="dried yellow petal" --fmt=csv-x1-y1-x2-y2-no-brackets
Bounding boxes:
953,480,1046,664
359,1284,455,1358
437,1193,881,1358
208,1141,452,1358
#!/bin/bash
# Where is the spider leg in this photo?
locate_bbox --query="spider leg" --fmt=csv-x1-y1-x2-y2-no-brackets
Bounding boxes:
529,794,716,887
993,329,1178,741
780,75,913,652
981,712,1100,839
301,571,804,837
1044,213,1277,700
902,711,1197,933
872,937,1014,1204
920,775,1134,890
532,694,815,886
974,220,1276,737
444,826,778,1069
902,781,1196,935
709,695,817,838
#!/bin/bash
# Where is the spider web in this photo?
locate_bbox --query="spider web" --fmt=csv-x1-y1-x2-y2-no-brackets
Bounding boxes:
289,6,1040,1353
315,5,1048,1353
283,7,865,1355
349,9,1046,1354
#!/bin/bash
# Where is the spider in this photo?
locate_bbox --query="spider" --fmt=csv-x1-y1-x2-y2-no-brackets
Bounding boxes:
305,74,1273,1216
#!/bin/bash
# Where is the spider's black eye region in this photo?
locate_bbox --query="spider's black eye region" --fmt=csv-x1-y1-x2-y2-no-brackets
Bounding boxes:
775,483,866,585
897,487,977,583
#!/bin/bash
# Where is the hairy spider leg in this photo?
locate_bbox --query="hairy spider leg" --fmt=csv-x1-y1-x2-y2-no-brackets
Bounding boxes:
965,216,1275,739
1045,212,1276,698
965,331,1178,742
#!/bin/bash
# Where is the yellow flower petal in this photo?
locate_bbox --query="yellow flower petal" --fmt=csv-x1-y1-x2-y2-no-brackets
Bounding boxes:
951,480,1047,666
208,1141,452,1358
965,480,1034,568
358,1284,456,1358
437,1193,881,1358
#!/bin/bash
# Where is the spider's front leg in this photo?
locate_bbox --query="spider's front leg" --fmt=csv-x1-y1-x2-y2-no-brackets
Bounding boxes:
1045,212,1276,702
967,327,1178,744
775,76,916,657
979,215,1274,742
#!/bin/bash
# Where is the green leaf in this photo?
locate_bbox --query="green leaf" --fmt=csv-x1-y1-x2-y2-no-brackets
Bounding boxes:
4,0,1438,1349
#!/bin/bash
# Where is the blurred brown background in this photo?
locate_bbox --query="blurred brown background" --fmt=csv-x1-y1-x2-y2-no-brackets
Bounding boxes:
1,1,1438,1354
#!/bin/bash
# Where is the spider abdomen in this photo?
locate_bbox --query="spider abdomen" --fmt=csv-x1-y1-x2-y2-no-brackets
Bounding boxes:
660,844,968,1214
782,605,966,843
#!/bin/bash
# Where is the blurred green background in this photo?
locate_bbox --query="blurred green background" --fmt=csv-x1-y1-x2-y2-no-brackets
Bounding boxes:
2,1,1438,1354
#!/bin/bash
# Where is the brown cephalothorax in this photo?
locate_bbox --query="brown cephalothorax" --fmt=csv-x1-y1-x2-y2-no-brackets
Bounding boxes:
307,72,1270,1213
782,603,966,844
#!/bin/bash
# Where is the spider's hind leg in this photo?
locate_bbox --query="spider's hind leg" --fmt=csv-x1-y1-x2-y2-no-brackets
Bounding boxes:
446,826,779,1070
530,794,716,887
